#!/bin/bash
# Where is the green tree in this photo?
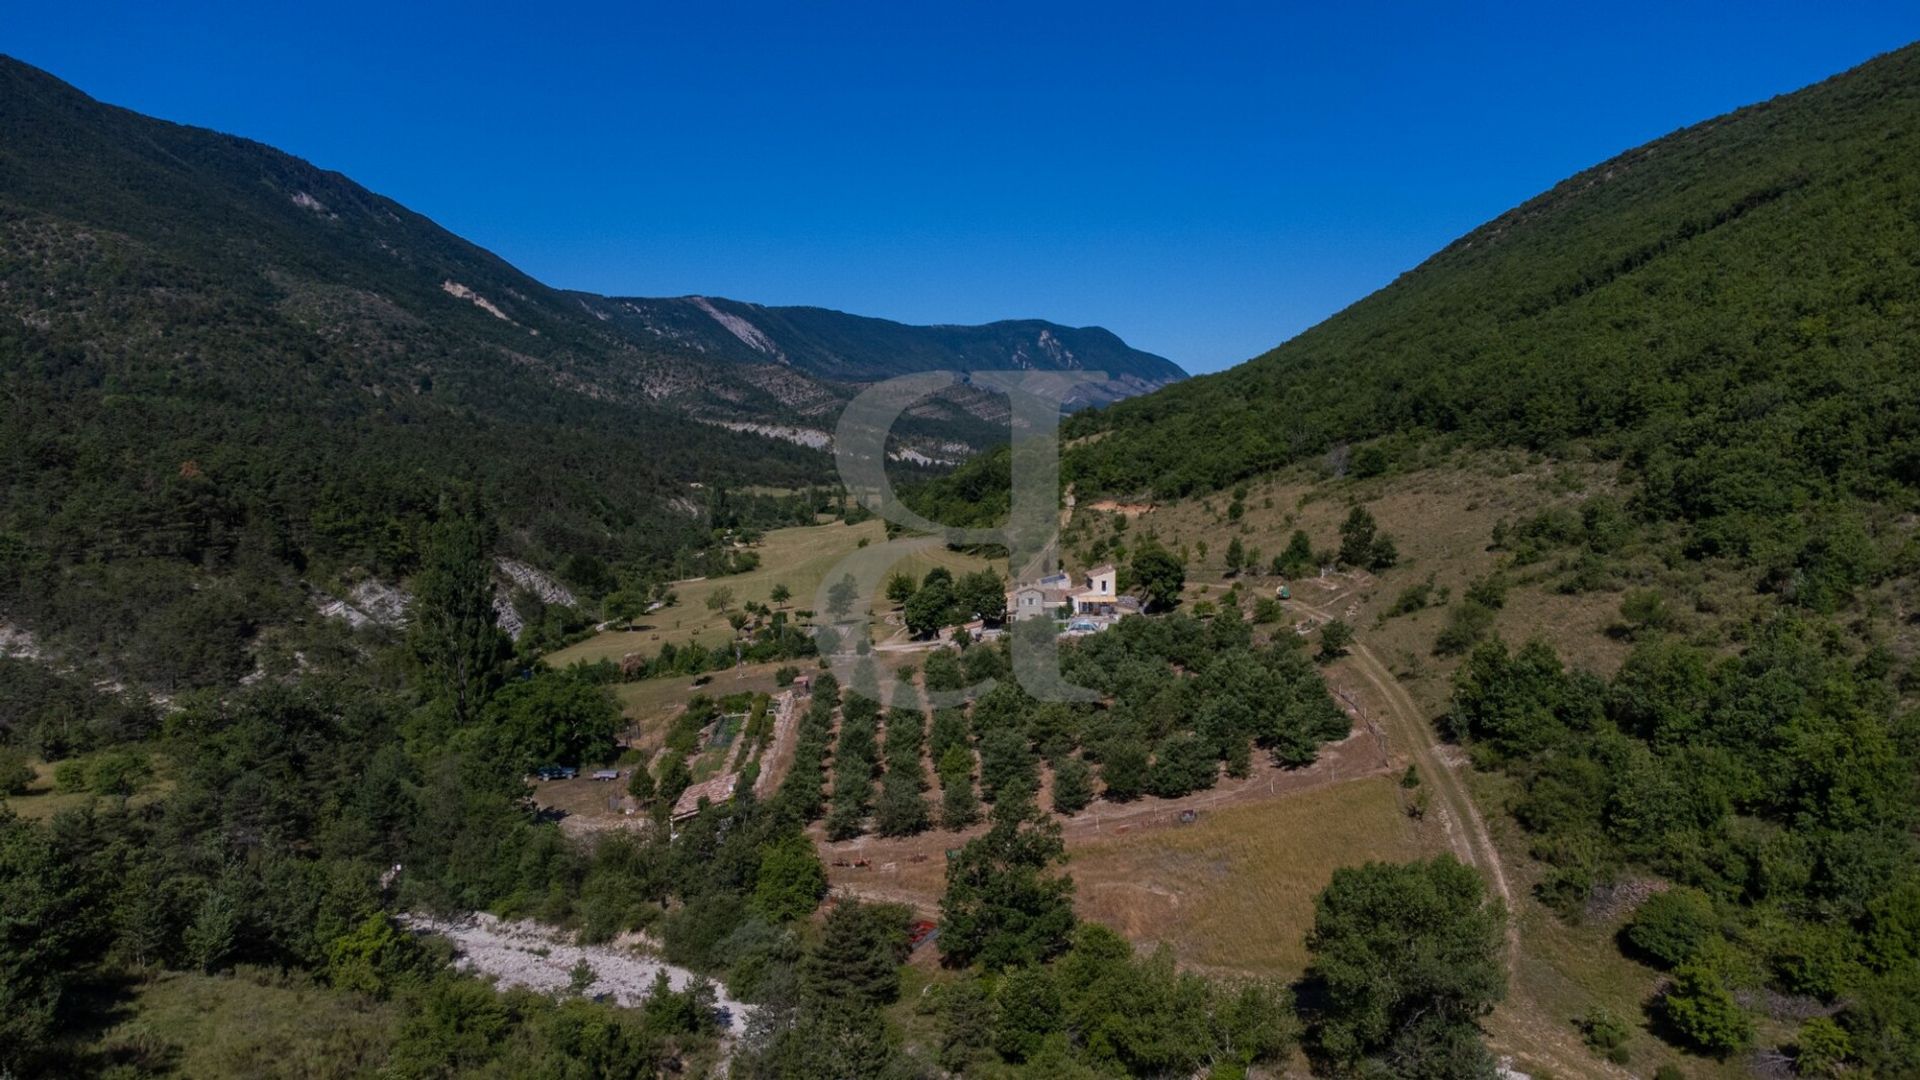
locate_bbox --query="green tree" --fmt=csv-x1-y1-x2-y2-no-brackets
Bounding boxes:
939,746,982,829
826,573,859,619
409,515,507,726
1794,1016,1853,1078
655,752,693,807
977,727,1037,804
875,766,932,837
1433,601,1496,656
753,830,828,921
1626,887,1718,969
1318,619,1355,662
939,792,1077,970
956,569,1008,624
801,900,912,1010
1277,529,1316,577
1225,536,1246,576
0,748,32,795
88,749,148,799
904,578,956,637
884,571,917,606
325,913,425,999
1657,961,1752,1056
1051,755,1094,815
184,887,240,973
0,810,103,1073
1304,856,1507,1076
941,775,982,830
1130,544,1186,612
1338,506,1379,569
993,965,1063,1061
769,582,792,607
1368,532,1399,570
1100,739,1151,801
626,760,656,803
481,669,621,772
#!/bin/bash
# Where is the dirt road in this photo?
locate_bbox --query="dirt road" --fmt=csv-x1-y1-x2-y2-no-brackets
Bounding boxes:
1291,594,1628,1079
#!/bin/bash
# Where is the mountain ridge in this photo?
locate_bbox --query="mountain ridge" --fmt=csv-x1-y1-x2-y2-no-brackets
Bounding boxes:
0,51,1182,454
0,52,1176,684
1055,39,1920,551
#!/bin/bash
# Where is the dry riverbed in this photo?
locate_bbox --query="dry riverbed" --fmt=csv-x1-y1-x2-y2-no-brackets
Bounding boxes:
402,913,753,1033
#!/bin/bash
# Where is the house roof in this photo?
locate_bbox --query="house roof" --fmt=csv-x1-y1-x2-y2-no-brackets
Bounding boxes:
1085,563,1116,578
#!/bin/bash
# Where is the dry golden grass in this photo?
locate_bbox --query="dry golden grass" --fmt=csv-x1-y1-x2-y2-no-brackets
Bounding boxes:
1068,774,1436,977
548,518,1001,667
1094,459,1651,713
611,660,796,736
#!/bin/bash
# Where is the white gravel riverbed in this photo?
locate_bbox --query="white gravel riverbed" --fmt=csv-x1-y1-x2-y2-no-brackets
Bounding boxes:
401,912,752,1032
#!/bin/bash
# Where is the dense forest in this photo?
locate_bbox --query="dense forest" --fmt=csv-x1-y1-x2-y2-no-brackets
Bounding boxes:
1064,45,1920,544
0,52,1179,689
929,43,1920,572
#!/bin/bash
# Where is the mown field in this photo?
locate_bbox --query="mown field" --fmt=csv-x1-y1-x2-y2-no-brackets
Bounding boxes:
1068,774,1432,976
547,518,1001,666
80,968,400,1079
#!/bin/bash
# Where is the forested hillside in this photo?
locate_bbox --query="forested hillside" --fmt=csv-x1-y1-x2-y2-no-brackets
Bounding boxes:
0,55,1178,684
1061,43,1920,565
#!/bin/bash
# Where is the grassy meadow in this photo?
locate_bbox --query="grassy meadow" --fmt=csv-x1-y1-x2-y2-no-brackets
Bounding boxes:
1068,774,1432,976
548,518,1001,668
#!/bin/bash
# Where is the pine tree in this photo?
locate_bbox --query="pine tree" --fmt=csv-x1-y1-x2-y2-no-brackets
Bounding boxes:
1338,506,1378,569
626,761,655,803
409,515,507,726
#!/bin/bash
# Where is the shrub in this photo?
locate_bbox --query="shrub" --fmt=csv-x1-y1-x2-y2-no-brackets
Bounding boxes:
52,758,89,793
1577,1006,1631,1064
1433,601,1496,656
1626,888,1717,969
1656,961,1752,1056
0,747,32,795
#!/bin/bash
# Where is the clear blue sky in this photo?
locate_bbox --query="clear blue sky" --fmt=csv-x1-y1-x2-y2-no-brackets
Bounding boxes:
8,2,1918,373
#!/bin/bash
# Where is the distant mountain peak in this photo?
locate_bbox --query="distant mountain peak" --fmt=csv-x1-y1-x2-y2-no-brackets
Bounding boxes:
0,53,1183,466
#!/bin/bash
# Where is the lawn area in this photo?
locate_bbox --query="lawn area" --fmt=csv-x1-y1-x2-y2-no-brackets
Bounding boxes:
611,660,798,740
1067,774,1436,977
548,518,1001,667
612,650,931,744
3,755,171,822
82,968,399,1079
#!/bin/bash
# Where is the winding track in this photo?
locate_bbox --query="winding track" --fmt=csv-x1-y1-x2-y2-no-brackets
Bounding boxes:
1288,594,1631,1079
